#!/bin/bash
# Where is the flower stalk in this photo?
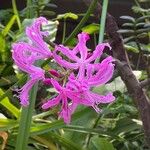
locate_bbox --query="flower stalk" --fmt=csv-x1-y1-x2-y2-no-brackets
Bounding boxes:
96,0,109,63
15,83,38,150
98,0,109,44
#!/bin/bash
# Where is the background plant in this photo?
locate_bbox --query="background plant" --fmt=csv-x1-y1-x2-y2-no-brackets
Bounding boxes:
0,0,149,150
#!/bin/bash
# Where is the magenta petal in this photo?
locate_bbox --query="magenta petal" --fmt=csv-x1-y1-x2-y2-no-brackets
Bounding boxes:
86,43,111,63
77,32,89,60
12,43,37,74
19,78,39,106
88,56,114,86
89,64,114,86
59,108,71,124
77,64,86,80
26,17,52,58
89,92,115,104
51,78,63,92
53,50,78,69
56,45,79,62
80,92,101,113
86,64,94,78
69,102,78,114
59,94,71,124
42,95,61,109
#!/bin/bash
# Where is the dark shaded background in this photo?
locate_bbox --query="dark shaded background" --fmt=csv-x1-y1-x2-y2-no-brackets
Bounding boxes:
0,0,136,44
0,0,135,25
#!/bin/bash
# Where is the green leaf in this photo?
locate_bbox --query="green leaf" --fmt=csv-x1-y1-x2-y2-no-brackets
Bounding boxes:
112,118,142,135
136,15,150,22
42,20,58,42
124,44,139,53
0,34,5,51
12,0,21,31
41,10,56,16
118,29,134,34
135,22,145,27
82,23,99,34
31,107,92,135
1,15,16,37
136,28,150,34
0,118,17,131
34,132,82,150
144,23,150,28
122,23,134,27
0,89,20,118
120,16,135,22
89,136,116,150
57,12,78,20
140,43,150,52
63,125,107,135
132,6,150,13
0,75,18,87
123,36,135,43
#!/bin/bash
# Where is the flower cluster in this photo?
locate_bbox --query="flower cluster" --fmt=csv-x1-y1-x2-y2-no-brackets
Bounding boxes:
12,17,115,124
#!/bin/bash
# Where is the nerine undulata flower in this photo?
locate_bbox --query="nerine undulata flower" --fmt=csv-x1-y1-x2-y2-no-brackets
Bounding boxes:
12,43,45,106
12,16,115,123
42,32,115,123
53,32,111,79
12,17,51,106
42,79,78,124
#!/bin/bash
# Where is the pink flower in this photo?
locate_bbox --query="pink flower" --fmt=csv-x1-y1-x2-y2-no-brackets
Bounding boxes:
12,43,45,106
86,56,115,86
12,17,52,106
42,79,79,124
66,73,115,113
42,55,115,123
42,32,115,123
12,20,115,124
42,72,115,123
26,17,52,58
53,32,111,79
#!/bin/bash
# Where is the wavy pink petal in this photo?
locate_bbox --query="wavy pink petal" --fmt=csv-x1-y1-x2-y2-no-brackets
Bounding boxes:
88,56,114,86
26,17,52,58
20,73,44,106
77,32,89,60
53,50,78,69
86,43,111,63
56,45,79,62
89,92,115,104
42,95,61,109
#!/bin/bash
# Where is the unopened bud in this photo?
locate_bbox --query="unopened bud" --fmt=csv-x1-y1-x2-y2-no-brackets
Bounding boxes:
49,69,61,78
43,78,51,85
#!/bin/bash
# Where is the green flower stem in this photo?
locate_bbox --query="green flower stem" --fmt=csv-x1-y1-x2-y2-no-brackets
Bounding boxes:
27,0,35,18
62,19,66,43
98,0,108,43
12,0,21,31
95,0,109,63
63,0,98,45
15,83,38,150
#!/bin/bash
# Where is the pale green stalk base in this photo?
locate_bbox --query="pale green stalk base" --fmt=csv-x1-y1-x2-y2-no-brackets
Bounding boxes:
95,0,109,63
15,83,38,150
